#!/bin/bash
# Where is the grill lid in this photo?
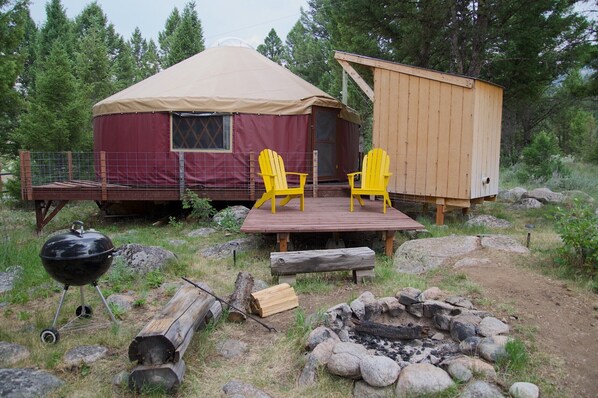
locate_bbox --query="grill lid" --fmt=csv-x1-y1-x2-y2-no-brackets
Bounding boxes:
40,221,114,261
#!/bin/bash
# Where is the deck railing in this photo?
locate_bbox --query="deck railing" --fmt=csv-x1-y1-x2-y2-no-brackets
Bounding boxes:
20,150,320,201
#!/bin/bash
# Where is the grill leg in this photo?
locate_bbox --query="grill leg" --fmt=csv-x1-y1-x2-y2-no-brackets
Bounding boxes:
51,285,69,328
79,286,85,308
93,282,118,324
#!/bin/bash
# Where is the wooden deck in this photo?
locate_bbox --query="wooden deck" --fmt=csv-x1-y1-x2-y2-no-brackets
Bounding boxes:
241,197,424,255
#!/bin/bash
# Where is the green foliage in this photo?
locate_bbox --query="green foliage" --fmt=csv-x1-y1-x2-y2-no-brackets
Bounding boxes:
182,189,215,221
144,269,164,289
497,338,530,374
106,257,136,293
160,1,204,68
168,216,183,229
257,28,287,65
554,200,598,270
215,208,240,232
518,131,569,182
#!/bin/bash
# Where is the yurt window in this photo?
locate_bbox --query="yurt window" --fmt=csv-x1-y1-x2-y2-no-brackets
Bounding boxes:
171,112,232,152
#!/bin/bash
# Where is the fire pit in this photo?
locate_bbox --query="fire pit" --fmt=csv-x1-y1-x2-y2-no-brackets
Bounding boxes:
39,221,118,344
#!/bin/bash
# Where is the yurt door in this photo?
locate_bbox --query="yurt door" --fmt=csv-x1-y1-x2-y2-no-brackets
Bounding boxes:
314,107,338,180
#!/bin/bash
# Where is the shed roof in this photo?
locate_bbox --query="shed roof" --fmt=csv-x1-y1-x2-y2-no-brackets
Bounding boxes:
93,46,359,123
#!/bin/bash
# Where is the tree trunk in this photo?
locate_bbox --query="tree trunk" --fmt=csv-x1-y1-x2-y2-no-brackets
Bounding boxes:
227,271,254,322
129,360,185,393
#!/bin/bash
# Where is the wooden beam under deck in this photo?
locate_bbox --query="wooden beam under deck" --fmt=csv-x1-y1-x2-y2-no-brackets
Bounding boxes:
241,197,424,256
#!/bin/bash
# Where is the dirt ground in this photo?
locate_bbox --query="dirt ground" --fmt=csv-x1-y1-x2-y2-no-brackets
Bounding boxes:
456,256,598,397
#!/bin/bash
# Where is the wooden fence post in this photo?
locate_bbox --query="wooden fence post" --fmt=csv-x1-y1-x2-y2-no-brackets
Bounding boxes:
100,151,107,201
178,152,185,199
66,151,73,181
312,150,318,198
249,151,255,201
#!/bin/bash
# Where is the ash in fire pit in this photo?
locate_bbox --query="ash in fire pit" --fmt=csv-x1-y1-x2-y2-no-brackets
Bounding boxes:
303,287,520,396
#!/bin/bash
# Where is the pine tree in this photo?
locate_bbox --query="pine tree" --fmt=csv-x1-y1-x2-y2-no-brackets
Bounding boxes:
13,42,86,151
257,28,286,65
158,7,180,67
140,39,161,79
111,36,136,91
36,0,73,62
130,28,160,82
165,1,204,67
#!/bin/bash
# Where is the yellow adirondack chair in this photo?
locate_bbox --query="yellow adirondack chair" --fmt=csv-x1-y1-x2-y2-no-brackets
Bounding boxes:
347,148,393,213
254,149,308,214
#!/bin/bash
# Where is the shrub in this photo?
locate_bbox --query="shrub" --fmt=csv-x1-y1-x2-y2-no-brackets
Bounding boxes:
182,189,215,221
518,131,569,182
215,208,240,232
555,200,598,270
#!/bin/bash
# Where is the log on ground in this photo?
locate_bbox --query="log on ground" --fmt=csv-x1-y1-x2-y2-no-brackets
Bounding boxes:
353,320,429,340
250,283,298,317
270,247,375,276
227,271,254,322
128,283,216,365
129,360,185,393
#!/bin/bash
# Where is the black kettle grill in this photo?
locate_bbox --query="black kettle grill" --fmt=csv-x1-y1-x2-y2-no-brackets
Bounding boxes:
39,221,118,344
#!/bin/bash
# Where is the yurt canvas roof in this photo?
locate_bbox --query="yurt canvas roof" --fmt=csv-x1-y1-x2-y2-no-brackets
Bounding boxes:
93,46,359,122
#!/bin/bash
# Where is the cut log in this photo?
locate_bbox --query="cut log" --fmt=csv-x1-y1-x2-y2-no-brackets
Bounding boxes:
250,283,298,317
129,360,185,393
353,320,429,340
197,300,223,331
227,271,254,322
128,283,216,365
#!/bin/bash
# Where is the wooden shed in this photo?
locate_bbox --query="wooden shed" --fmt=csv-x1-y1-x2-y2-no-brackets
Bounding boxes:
335,51,503,224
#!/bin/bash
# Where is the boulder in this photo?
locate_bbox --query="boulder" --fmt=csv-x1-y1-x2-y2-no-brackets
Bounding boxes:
353,380,395,398
395,363,454,397
200,237,259,258
445,356,496,380
523,187,564,204
423,300,455,318
107,294,134,311
311,338,337,365
216,339,248,359
297,354,318,387
406,303,424,318
420,286,443,301
222,379,272,398
497,187,527,203
360,355,401,387
480,235,529,254
460,380,505,397
447,361,472,383
511,198,543,210
0,342,30,366
326,342,367,379
446,296,474,309
187,227,216,238
397,287,422,305
478,317,509,337
394,236,480,274
453,257,492,268
213,205,250,226
459,336,482,355
305,326,340,351
0,265,22,294
63,345,109,368
377,297,405,317
450,315,481,342
562,190,595,206
465,215,512,229
115,244,177,274
509,382,540,398
434,314,452,331
0,368,63,397
324,303,352,331
478,340,507,362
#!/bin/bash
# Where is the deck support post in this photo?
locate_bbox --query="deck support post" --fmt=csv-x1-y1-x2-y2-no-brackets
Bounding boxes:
277,233,290,252
435,204,446,225
35,200,68,234
384,230,395,256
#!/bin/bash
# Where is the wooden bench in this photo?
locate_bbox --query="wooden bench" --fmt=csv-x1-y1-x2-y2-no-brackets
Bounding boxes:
270,247,375,284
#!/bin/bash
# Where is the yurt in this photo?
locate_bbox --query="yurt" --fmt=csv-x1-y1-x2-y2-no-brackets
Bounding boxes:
92,46,360,198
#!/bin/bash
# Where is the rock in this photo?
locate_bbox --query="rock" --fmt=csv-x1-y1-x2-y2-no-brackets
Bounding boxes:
112,371,129,387
509,382,539,398
434,314,452,331
252,279,270,292
562,190,595,206
450,315,481,342
378,297,405,317
63,345,108,368
350,298,366,320
168,239,186,246
397,287,422,305
338,328,350,342
460,380,504,397
523,187,564,204
222,379,272,398
107,294,134,311
353,380,396,398
394,236,480,274
0,342,30,366
306,326,340,351
497,187,527,203
407,303,424,318
115,244,177,274
511,198,543,210
216,339,248,359
423,300,456,318
0,265,22,294
459,336,482,355
297,353,318,387
453,257,492,268
466,215,512,229
200,237,259,258
478,340,507,362
395,363,454,397
478,317,509,337
360,355,401,387
0,368,63,397
213,205,250,226
324,303,352,331
326,342,368,379
446,296,474,309
480,235,529,254
445,356,496,380
431,332,445,341
187,227,216,238
420,286,443,301
447,361,472,382
311,338,336,365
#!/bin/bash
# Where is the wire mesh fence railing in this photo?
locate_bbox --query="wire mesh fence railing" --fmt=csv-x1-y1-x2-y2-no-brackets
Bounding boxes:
20,151,318,200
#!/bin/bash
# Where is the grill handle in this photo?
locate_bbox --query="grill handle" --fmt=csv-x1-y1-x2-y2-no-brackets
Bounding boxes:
70,221,85,236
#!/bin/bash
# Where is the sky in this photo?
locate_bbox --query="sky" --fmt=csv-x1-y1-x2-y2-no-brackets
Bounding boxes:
28,0,309,48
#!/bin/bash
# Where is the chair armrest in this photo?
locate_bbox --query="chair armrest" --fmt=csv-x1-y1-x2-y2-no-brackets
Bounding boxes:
285,172,308,188
285,172,308,176
347,172,361,189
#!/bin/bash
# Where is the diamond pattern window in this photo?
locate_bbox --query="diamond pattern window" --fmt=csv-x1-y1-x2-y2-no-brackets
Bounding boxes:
172,112,232,151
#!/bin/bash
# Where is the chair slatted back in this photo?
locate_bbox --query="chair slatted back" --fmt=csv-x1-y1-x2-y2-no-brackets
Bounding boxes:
258,149,288,191
362,148,390,190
